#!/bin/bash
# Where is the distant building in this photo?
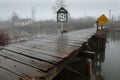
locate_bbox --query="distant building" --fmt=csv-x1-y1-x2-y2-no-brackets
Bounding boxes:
14,18,33,26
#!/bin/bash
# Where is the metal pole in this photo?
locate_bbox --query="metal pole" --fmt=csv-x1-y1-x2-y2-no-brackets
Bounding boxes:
109,9,111,21
109,9,111,27
61,22,64,33
96,21,99,31
112,15,114,27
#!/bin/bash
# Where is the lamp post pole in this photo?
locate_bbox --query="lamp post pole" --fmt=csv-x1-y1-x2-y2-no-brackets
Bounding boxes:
96,21,99,31
61,22,64,32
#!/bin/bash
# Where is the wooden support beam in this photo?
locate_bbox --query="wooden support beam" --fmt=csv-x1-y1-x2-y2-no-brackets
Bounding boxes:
66,59,92,76
78,51,95,59
65,66,80,75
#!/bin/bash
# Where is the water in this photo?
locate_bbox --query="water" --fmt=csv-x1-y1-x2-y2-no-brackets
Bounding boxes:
100,32,120,80
53,30,120,80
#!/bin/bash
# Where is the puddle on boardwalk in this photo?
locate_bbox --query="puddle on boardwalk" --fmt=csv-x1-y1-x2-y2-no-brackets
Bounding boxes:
53,30,120,80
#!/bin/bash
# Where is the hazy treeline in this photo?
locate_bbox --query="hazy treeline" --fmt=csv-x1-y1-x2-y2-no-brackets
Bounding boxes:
0,16,96,34
0,16,95,43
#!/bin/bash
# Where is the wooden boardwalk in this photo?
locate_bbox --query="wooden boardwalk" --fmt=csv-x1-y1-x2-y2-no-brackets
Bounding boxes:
0,28,96,80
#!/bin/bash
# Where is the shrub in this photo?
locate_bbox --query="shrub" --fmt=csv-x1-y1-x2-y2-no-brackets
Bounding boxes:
0,30,10,46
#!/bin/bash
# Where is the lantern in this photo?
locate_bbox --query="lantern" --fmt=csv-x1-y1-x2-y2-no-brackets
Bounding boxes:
57,7,68,22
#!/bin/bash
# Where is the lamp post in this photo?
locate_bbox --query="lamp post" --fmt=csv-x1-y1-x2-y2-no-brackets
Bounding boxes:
57,7,68,33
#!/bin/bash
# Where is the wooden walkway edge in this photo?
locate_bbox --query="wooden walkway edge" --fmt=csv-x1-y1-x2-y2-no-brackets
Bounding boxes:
0,28,96,80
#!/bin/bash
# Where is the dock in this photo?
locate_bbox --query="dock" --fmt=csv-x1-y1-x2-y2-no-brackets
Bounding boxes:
0,28,96,80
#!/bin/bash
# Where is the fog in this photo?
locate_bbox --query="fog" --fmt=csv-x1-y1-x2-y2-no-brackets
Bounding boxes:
0,0,120,20
0,0,119,44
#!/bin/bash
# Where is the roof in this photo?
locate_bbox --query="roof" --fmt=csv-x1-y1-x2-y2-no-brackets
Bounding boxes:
57,7,68,13
15,18,33,22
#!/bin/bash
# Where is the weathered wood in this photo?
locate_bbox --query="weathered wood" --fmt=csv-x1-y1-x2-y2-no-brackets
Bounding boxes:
65,66,80,75
79,51,95,59
0,67,20,80
3,46,63,64
34,39,82,47
23,39,81,48
42,38,84,44
0,28,96,80
11,44,80,59
43,35,90,43
42,35,87,44
0,56,47,80
0,49,54,72
22,41,80,53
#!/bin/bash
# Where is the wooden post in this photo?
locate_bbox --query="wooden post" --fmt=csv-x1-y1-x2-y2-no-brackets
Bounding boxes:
101,26,103,30
61,22,64,33
86,59,92,76
96,21,99,31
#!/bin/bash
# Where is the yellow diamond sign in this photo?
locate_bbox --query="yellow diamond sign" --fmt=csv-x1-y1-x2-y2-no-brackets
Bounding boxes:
97,14,108,26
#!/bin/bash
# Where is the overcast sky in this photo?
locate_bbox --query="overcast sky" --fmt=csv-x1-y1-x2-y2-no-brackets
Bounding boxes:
0,0,120,20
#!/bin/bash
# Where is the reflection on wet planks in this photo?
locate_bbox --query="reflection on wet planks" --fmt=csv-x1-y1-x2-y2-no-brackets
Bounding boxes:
0,28,96,80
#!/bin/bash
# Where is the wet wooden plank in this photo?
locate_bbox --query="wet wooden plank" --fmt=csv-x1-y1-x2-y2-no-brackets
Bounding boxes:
65,28,96,36
18,39,81,59
22,39,81,52
0,28,96,80
0,56,47,79
11,44,79,59
43,35,89,43
0,67,20,80
41,28,96,42
0,49,54,72
65,32,93,37
39,38,84,44
25,43,69,53
3,46,63,64
22,42,80,54
16,43,65,54
62,36,91,41
66,32,95,37
42,28,95,41
33,39,82,47
41,29,95,44
41,34,87,45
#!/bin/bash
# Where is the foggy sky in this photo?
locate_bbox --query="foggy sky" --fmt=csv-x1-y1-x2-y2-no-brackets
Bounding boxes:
0,0,120,20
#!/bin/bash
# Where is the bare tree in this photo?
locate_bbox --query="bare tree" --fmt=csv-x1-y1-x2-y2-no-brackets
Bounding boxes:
53,0,72,21
31,7,36,21
11,11,19,23
53,0,67,13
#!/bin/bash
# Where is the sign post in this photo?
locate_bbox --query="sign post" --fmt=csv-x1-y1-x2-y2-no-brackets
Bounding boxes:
96,21,99,31
57,7,68,33
96,14,109,36
61,22,64,32
97,14,109,29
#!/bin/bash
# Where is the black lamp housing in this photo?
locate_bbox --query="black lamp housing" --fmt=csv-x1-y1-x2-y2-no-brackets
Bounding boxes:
57,7,68,22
